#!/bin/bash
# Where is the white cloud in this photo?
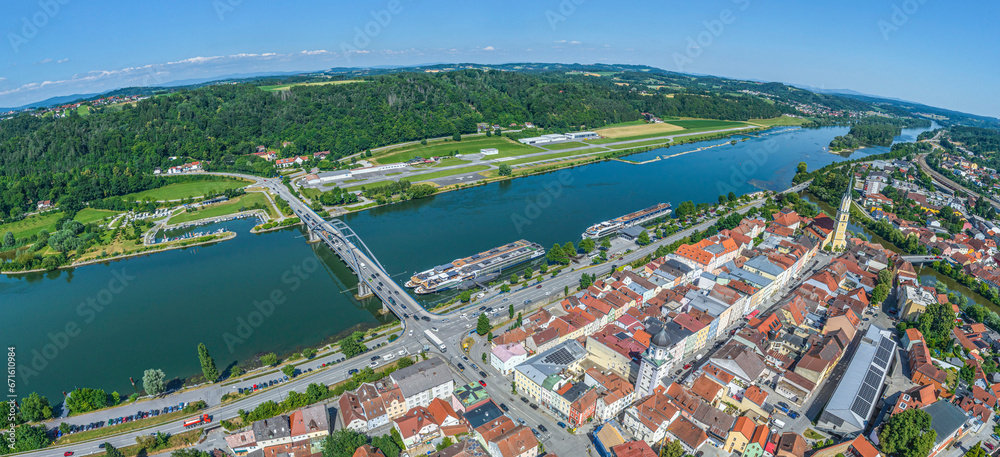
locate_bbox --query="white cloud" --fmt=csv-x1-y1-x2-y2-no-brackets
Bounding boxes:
57,58,69,63
483,46,495,51
570,40,581,45
35,58,53,65
553,40,567,44
299,50,330,56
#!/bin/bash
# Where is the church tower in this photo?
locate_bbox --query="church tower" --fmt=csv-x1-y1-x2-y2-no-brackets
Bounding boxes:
830,173,853,250
636,326,674,397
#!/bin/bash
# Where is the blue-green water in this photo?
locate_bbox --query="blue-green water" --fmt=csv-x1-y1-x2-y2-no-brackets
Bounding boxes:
0,123,933,401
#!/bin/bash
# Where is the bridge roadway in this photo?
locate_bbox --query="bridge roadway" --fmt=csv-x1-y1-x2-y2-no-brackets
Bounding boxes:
24,175,811,457
901,255,945,265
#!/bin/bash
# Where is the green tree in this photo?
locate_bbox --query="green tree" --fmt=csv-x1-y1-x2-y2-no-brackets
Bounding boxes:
322,429,368,457
600,238,611,250
959,362,975,386
436,437,454,452
459,290,472,302
965,443,987,457
142,369,166,396
563,241,576,256
260,352,279,366
509,304,515,319
917,303,956,342
197,343,220,383
728,191,737,202
372,434,402,457
452,133,462,141
301,348,317,359
482,352,487,362
282,365,296,378
660,439,684,457
397,357,415,369
18,393,53,422
516,312,523,328
171,449,212,457
546,243,567,264
579,238,596,253
636,230,651,246
338,336,367,358
872,283,890,304
879,408,936,457
498,164,512,176
796,162,808,174
500,284,510,293
2,231,14,248
104,442,126,457
477,313,491,335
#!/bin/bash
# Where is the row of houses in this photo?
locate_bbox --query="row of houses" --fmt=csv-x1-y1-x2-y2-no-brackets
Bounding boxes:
224,404,331,456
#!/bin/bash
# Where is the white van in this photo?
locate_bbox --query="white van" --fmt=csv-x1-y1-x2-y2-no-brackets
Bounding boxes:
772,418,786,428
382,353,395,361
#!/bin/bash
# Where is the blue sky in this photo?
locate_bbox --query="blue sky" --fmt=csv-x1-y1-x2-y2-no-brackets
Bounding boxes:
2,0,998,117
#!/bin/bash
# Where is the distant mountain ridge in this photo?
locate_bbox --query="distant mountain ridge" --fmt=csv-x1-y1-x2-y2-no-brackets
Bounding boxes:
4,62,997,128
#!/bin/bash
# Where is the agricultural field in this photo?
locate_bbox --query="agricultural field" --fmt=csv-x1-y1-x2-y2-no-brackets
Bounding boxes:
259,80,362,92
123,177,248,202
595,122,684,139
77,105,91,116
74,208,120,225
591,122,751,144
667,119,746,129
748,116,810,127
606,139,673,150
0,211,63,240
167,192,275,224
375,136,540,164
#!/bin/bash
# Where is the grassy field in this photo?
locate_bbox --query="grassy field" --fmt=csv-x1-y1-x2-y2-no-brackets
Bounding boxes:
590,123,750,144
413,165,491,182
505,150,598,166
345,181,393,192
606,139,673,150
748,116,810,127
596,122,684,138
124,177,248,201
168,192,275,224
538,141,603,151
375,136,540,164
667,119,746,129
77,105,90,116
74,208,119,224
0,211,62,240
259,80,362,92
433,158,472,167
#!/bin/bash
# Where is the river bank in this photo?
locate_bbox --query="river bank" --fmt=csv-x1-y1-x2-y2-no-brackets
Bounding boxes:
3,124,906,401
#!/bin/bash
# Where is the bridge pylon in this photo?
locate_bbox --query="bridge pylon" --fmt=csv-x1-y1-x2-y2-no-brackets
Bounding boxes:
356,280,374,299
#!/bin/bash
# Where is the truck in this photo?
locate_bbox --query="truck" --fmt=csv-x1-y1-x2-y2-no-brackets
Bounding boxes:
772,418,786,428
424,330,447,352
183,414,212,428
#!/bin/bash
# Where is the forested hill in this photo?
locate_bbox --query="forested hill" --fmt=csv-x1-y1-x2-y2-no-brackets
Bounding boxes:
0,69,783,217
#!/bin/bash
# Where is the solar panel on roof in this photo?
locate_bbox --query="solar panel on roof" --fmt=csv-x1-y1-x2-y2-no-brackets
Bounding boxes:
863,369,882,388
850,397,872,418
858,384,877,403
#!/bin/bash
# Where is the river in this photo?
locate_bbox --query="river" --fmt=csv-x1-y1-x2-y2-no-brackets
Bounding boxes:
0,123,933,401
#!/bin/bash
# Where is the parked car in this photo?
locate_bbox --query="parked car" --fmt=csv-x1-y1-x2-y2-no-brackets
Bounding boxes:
520,397,529,403
499,403,509,412
479,371,488,378
557,421,567,428
538,424,548,433
788,411,799,419
529,403,538,410
987,443,995,451
457,363,466,371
